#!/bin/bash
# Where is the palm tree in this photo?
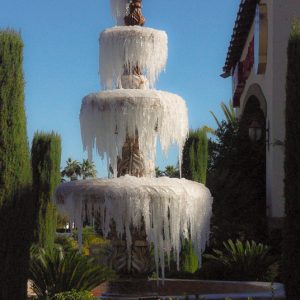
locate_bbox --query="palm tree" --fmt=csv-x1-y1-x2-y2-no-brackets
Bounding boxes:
155,167,163,177
61,158,81,181
163,165,180,178
210,100,237,128
29,246,114,298
81,159,97,180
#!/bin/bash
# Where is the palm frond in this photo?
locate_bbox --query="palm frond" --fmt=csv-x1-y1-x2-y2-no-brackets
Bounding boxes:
210,110,222,128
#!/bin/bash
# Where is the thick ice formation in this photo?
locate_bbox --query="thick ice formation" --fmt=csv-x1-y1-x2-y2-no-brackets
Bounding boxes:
55,176,213,278
80,89,188,177
110,0,127,25
54,0,213,280
100,26,168,89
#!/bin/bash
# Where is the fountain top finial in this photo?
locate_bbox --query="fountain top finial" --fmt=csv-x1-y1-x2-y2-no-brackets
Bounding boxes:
124,0,145,26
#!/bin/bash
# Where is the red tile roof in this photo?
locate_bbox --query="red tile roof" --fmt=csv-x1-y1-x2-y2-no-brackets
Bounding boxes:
222,0,259,76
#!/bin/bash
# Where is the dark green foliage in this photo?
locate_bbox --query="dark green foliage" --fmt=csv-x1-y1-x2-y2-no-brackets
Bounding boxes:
31,132,61,248
180,239,198,274
0,30,33,299
283,21,300,300
181,128,210,275
204,239,278,281
0,30,31,205
29,247,115,298
182,127,209,184
44,202,58,250
207,100,267,244
55,235,78,253
53,290,96,300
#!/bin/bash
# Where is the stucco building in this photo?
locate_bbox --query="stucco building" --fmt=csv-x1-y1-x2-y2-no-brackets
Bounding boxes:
222,0,300,227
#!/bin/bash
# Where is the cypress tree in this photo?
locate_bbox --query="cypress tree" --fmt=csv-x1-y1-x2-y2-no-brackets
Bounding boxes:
283,21,300,299
31,132,61,249
181,128,209,273
0,30,33,300
182,127,209,184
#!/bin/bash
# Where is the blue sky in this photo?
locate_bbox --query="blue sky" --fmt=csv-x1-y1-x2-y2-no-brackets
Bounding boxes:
0,0,240,176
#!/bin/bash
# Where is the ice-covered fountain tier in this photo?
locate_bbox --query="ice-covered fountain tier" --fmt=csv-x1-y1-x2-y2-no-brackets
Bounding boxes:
55,0,213,278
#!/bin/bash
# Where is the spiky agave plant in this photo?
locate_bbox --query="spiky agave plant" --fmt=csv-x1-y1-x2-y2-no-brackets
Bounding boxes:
29,246,115,298
204,239,278,281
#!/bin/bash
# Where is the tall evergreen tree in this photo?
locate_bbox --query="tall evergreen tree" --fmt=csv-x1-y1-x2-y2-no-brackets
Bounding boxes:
182,127,209,184
0,30,33,300
283,21,300,299
31,132,61,249
181,127,210,273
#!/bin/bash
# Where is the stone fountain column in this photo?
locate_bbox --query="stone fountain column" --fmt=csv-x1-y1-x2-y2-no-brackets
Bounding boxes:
109,0,154,276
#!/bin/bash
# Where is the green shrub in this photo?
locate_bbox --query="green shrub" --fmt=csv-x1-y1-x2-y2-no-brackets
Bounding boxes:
52,290,95,300
181,239,198,274
0,30,33,299
204,239,278,281
55,235,78,252
207,114,267,245
29,247,115,298
73,226,109,256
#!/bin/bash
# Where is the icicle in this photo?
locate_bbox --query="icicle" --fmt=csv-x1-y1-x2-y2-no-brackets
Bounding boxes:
110,0,128,25
80,89,189,177
54,176,213,279
100,26,168,89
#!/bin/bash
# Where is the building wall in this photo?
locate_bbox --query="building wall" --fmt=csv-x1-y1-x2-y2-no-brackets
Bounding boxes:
234,0,300,221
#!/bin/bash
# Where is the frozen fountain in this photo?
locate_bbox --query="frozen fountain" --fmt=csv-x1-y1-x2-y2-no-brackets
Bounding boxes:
55,0,213,279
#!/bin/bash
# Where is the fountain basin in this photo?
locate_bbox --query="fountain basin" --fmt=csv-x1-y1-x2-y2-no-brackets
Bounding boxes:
80,89,188,174
100,26,168,89
93,279,285,299
54,176,212,278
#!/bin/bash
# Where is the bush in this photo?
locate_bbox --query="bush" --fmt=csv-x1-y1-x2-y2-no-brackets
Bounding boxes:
207,115,267,245
53,290,95,300
29,247,115,298
73,226,109,256
55,235,78,252
204,239,278,281
180,239,198,274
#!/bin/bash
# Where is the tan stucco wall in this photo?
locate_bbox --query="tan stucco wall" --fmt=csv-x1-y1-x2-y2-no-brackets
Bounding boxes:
234,0,300,219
